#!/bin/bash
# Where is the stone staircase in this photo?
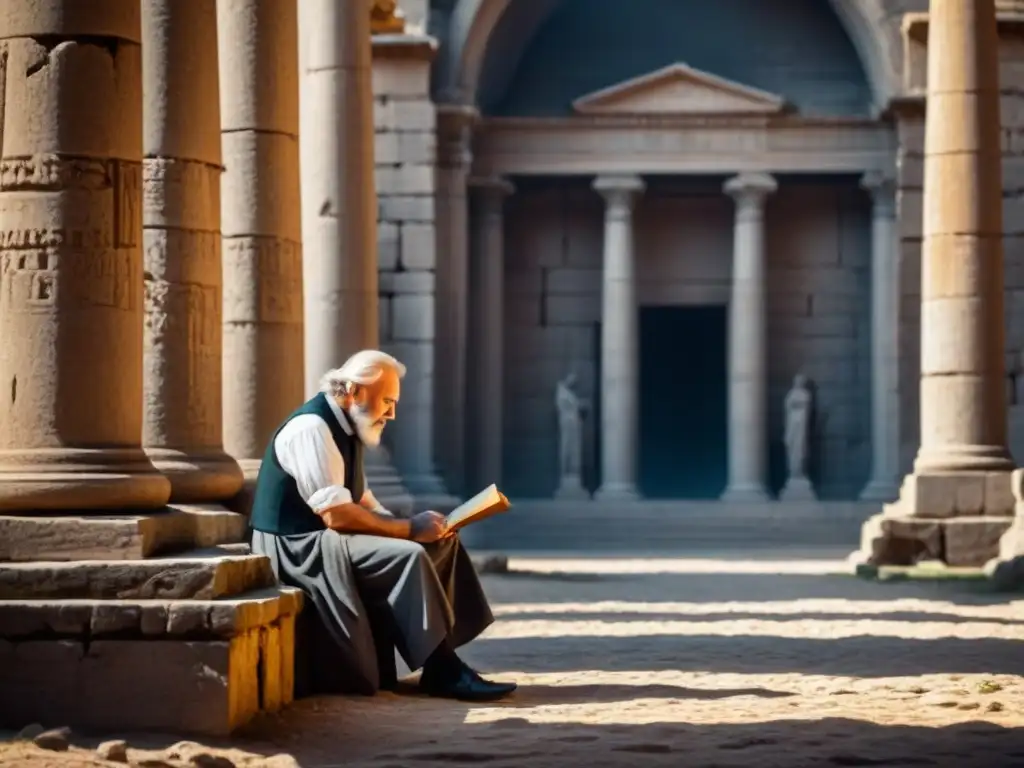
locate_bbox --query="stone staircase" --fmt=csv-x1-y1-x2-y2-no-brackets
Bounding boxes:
0,506,302,736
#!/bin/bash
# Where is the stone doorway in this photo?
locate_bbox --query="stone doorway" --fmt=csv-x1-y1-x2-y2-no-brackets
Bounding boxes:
638,305,728,498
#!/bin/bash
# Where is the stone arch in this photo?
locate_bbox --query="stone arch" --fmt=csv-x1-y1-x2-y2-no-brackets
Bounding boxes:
436,0,902,110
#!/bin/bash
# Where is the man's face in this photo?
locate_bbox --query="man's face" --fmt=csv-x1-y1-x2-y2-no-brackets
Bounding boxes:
346,367,400,447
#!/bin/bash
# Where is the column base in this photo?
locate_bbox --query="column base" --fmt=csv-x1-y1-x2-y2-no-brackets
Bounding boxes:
850,469,1016,568
913,444,1015,474
555,475,591,501
780,476,817,502
146,448,245,504
594,483,639,503
720,484,770,503
858,477,900,502
225,459,261,517
984,468,1024,589
0,448,171,512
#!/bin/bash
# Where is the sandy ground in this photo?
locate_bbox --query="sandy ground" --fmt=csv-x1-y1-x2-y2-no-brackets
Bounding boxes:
3,554,1024,768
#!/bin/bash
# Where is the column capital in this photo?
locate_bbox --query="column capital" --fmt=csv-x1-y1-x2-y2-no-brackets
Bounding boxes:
469,175,515,199
593,174,645,211
861,170,897,216
723,172,777,203
437,103,479,170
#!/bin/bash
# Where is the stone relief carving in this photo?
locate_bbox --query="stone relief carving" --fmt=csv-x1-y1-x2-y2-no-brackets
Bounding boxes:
781,372,817,501
555,371,590,499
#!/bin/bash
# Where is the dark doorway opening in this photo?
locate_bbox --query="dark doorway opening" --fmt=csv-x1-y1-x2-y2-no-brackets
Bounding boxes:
638,305,728,498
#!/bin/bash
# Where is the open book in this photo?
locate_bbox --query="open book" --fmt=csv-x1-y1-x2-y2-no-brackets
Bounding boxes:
444,484,511,533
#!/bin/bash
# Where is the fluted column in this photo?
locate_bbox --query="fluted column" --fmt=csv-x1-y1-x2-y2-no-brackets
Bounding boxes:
913,0,1012,477
299,0,411,511
435,105,477,496
721,172,776,502
0,0,170,510
860,171,901,501
467,176,514,491
142,0,242,502
593,175,645,501
219,0,305,484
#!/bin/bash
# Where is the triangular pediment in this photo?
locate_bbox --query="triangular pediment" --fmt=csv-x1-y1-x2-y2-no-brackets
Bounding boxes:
572,63,787,117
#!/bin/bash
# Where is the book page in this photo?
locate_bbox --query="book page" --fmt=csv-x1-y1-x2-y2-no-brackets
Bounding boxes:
444,484,511,532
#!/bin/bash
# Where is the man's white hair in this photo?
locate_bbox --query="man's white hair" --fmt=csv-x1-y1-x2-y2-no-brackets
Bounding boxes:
319,349,406,397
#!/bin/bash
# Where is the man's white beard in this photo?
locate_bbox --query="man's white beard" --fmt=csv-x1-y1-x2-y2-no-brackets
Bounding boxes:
348,404,385,447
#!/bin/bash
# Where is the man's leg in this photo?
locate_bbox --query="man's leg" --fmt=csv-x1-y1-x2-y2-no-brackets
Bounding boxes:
346,534,516,701
421,534,495,647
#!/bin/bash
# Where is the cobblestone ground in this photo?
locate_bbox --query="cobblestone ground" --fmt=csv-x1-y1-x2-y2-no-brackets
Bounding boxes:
4,553,1024,767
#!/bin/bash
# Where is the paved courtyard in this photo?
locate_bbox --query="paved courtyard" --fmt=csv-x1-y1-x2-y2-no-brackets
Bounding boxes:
4,551,1024,767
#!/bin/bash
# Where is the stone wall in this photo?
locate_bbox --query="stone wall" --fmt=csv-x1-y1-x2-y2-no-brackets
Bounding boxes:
501,177,872,499
372,44,438,479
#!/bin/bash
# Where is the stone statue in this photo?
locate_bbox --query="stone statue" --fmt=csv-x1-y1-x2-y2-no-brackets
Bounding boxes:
555,372,589,499
781,372,817,501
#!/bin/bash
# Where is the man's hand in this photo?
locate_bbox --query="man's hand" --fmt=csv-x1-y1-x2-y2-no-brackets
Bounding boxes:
409,510,447,543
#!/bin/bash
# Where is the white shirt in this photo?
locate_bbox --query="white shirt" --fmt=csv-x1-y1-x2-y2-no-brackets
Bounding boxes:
273,395,393,517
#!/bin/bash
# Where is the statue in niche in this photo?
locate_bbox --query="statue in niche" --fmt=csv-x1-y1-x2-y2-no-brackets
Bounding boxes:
555,372,589,499
781,372,817,501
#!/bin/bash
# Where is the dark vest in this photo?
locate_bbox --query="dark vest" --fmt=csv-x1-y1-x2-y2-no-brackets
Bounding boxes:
249,393,365,535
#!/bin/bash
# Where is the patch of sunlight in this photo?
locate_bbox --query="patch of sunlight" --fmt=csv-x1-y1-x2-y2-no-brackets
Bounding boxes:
478,617,1024,641
456,670,1024,728
490,599,1024,620
506,557,853,575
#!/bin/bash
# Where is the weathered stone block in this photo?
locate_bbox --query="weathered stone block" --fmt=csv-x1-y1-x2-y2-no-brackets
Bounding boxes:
380,270,434,295
394,99,436,131
855,512,943,566
372,60,431,97
0,619,297,736
399,222,435,269
391,294,434,340
396,132,435,165
943,517,1014,567
375,164,434,196
0,554,276,601
377,221,400,270
380,194,434,222
0,506,248,563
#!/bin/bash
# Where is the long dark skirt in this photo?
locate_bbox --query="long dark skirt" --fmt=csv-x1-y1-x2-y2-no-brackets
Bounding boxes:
251,529,494,695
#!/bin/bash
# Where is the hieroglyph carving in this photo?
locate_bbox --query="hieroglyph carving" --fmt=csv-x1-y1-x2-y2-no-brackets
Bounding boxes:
222,237,302,325
114,161,142,249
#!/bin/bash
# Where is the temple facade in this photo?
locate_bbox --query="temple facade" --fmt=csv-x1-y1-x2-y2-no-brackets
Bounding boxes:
377,0,1024,504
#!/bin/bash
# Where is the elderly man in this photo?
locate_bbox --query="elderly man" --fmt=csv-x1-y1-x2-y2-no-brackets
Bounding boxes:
249,349,516,701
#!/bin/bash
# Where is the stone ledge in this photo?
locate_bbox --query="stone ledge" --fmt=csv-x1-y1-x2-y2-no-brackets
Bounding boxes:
854,513,1014,568
0,553,276,601
0,587,303,640
0,626,297,736
0,504,248,562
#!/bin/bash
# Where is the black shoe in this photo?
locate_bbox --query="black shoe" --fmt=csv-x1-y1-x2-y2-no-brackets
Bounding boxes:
420,663,517,702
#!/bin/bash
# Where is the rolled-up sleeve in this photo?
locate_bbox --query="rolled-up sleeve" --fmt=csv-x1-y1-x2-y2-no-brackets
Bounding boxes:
273,414,353,513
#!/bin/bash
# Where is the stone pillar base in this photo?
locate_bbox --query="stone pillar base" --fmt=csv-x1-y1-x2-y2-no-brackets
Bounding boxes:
595,483,639,503
146,448,244,504
0,449,171,512
984,468,1024,589
555,476,591,500
720,484,770,503
780,476,817,502
851,470,1016,567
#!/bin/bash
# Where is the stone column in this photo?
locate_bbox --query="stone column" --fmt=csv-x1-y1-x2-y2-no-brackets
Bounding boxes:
299,0,411,512
467,176,514,490
0,1,171,510
860,171,901,501
593,175,645,501
721,172,776,503
859,0,1015,570
435,104,477,496
141,0,242,503
218,0,305,485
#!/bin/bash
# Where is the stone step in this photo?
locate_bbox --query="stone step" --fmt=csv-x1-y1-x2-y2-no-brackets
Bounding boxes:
0,551,276,601
0,504,249,562
0,587,304,736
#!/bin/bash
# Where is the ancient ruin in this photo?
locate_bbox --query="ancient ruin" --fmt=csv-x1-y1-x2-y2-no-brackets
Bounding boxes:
2,0,1024,739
